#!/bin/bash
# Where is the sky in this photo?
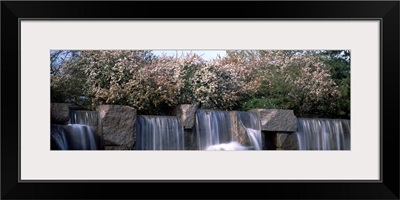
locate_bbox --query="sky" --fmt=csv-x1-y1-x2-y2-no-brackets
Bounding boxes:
152,50,227,61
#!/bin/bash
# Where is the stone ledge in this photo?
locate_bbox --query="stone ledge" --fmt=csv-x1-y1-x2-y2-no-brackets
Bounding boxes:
172,104,198,129
275,132,300,150
97,105,136,149
249,109,297,132
51,103,70,125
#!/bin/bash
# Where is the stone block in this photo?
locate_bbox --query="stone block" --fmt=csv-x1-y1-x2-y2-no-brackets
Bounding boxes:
172,104,198,129
249,109,297,132
51,103,70,125
275,132,300,150
229,111,251,147
183,129,198,150
97,105,136,150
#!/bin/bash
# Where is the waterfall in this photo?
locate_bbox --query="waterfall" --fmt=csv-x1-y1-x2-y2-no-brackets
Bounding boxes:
69,110,98,126
237,111,262,150
195,109,234,150
295,118,350,150
51,125,69,150
206,141,250,150
136,115,185,150
51,110,99,150
51,124,99,150
68,124,98,150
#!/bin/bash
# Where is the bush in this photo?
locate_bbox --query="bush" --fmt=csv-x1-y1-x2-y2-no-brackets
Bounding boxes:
51,50,350,118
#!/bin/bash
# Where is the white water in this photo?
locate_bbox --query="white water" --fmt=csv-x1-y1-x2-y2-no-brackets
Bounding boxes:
236,111,263,150
196,109,234,150
68,124,98,150
206,141,251,150
51,110,99,150
69,110,98,126
51,125,69,150
51,124,98,150
196,109,262,150
136,115,185,150
295,118,350,150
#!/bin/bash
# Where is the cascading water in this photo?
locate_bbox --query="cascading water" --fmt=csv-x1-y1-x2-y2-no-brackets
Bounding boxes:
136,115,185,150
51,125,69,150
195,109,234,150
68,124,98,150
69,110,98,126
51,124,99,150
51,110,99,150
295,118,350,150
236,111,262,150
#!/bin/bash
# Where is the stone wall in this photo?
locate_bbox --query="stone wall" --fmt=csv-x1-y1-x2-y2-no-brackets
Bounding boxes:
97,105,137,150
249,109,298,150
52,103,301,150
172,104,199,150
183,129,198,150
229,111,252,147
172,107,299,150
249,109,297,132
172,104,198,129
51,103,103,149
275,132,300,150
51,103,70,125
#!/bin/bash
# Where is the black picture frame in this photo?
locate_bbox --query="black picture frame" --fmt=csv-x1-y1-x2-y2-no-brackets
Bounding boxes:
2,1,399,199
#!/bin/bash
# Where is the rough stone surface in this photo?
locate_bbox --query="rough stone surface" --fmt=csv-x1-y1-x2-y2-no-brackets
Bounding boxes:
51,103,70,125
184,129,198,150
275,132,300,150
249,109,297,132
229,111,251,147
104,146,130,150
172,104,198,129
97,105,136,150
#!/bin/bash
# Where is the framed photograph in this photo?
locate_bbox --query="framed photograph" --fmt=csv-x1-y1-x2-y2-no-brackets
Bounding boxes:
2,1,399,199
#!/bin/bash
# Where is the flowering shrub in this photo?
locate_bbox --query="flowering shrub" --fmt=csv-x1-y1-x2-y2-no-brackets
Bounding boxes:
189,61,249,109
80,50,182,113
51,50,349,117
232,50,342,116
269,52,341,115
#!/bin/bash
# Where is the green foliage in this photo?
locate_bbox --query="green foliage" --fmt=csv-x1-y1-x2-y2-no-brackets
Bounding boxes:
336,76,350,117
242,98,279,110
50,50,90,108
232,50,345,118
50,50,350,118
319,50,351,117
